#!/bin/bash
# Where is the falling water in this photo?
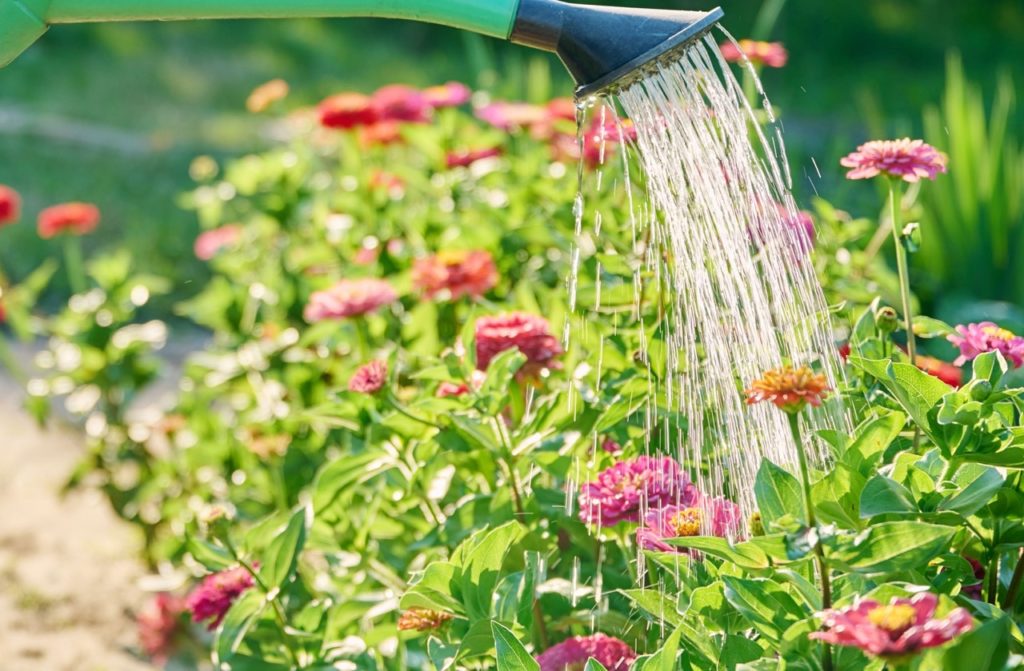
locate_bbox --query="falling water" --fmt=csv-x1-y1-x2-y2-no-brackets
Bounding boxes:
574,31,847,520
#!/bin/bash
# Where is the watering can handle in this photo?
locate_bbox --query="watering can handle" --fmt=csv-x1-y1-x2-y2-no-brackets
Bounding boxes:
0,0,523,66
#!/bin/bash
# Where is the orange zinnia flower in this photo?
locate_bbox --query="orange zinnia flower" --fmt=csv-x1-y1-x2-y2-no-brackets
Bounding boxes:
744,365,830,414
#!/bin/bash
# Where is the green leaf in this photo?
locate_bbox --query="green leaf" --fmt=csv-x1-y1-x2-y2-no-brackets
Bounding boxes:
938,466,1004,516
491,622,539,671
428,636,459,671
722,577,803,644
913,316,954,338
186,535,235,571
830,521,956,574
850,357,953,447
860,475,918,517
314,450,396,513
584,661,610,671
754,460,803,528
662,536,770,569
401,561,463,614
971,351,1007,387
813,464,865,529
460,522,525,620
622,588,683,626
259,507,307,591
640,623,683,671
213,589,265,665
939,615,1010,671
843,410,906,474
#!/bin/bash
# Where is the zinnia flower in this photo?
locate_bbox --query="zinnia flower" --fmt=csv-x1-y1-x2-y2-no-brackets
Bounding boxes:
37,202,100,239
412,250,498,300
0,185,21,225
474,312,562,372
637,496,744,553
445,147,502,169
602,438,621,454
948,321,1024,368
349,360,387,394
840,139,947,183
778,203,816,253
371,84,431,123
319,92,378,129
137,593,186,662
745,365,830,414
719,39,788,68
304,278,398,322
578,456,699,527
436,370,485,398
246,78,289,113
186,566,254,630
475,101,548,131
915,354,963,387
397,608,453,632
810,592,972,658
423,82,472,108
194,224,243,260
368,170,405,196
536,634,637,671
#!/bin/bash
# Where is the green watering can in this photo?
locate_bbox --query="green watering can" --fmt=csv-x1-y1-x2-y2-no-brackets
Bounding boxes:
0,0,722,98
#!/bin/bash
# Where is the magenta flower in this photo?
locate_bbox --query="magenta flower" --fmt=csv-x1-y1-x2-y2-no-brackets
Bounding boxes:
601,438,621,454
194,224,243,261
536,634,637,671
349,360,387,394
475,101,548,131
579,456,698,527
719,39,788,68
0,184,21,226
948,321,1024,368
185,566,254,630
637,496,744,553
370,84,431,123
423,82,472,108
474,312,562,373
840,139,947,183
304,278,398,322
811,592,972,658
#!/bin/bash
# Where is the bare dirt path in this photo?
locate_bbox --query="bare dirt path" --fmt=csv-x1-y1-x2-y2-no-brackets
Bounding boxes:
0,374,156,671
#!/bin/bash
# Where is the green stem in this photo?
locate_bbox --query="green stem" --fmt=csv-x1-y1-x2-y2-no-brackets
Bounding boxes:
988,522,1001,605
1002,549,1024,611
889,180,921,454
62,234,87,295
787,412,833,671
941,458,960,485
354,317,371,361
385,391,439,428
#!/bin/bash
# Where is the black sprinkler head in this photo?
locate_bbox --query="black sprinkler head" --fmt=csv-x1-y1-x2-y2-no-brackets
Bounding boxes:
511,0,724,99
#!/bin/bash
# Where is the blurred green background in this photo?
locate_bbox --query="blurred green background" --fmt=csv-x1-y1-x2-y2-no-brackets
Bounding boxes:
1,0,1023,311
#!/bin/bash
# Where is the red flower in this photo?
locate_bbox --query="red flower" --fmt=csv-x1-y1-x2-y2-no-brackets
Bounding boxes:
474,312,562,372
445,147,502,169
423,82,472,108
186,566,254,630
719,40,788,68
137,593,186,662
304,278,398,322
412,250,498,300
811,592,972,658
371,84,431,123
0,185,21,226
349,360,388,394
915,354,963,387
37,202,100,239
319,92,378,129
194,224,243,260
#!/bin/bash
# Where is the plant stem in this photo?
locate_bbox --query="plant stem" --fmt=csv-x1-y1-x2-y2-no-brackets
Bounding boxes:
941,458,960,485
787,412,833,671
62,235,87,295
988,522,1001,605
888,179,921,454
1002,549,1024,611
385,392,439,428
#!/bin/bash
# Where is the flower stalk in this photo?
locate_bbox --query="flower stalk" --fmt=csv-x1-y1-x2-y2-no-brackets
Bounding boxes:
62,234,88,295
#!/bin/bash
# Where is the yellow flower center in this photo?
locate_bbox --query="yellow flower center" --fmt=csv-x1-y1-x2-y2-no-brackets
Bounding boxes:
668,507,702,537
867,604,917,632
437,249,470,265
983,326,1015,341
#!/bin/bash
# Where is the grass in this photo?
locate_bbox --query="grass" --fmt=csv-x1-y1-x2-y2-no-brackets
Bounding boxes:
1,1,1022,304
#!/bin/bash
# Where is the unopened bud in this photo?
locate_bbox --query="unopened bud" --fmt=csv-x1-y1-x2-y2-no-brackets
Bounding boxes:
970,380,992,402
875,306,899,334
749,511,765,537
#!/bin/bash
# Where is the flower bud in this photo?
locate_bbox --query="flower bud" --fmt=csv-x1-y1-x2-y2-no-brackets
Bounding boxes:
749,511,765,537
969,380,992,402
875,306,900,334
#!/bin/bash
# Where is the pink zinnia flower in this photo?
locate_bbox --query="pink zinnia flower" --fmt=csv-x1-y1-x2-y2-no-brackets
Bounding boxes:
137,593,186,662
349,360,387,394
319,92,377,129
719,39,788,68
474,312,562,372
445,147,502,169
413,250,498,300
436,370,486,398
194,224,243,260
186,566,254,630
304,278,398,322
948,322,1024,368
840,139,948,183
579,456,698,527
601,438,621,454
546,97,578,123
371,84,431,123
475,101,548,131
637,497,743,553
0,185,21,226
777,203,816,253
550,116,635,168
811,592,972,658
536,634,637,671
37,202,100,239
423,82,472,108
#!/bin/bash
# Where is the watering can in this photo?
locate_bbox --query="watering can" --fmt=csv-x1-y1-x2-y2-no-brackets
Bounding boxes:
0,0,722,98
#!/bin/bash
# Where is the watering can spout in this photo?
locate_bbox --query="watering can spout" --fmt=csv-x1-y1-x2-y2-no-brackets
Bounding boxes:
1,0,722,98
